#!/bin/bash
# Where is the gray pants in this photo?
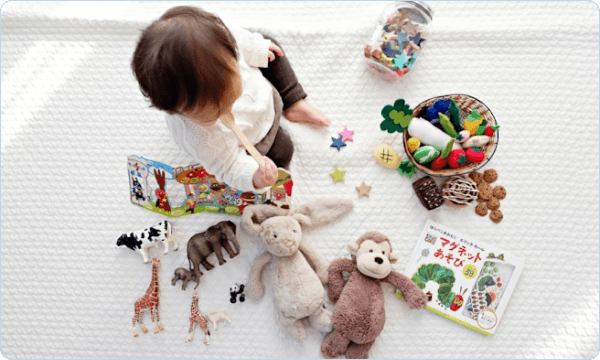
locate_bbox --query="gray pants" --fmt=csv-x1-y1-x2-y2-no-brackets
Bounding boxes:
252,34,306,170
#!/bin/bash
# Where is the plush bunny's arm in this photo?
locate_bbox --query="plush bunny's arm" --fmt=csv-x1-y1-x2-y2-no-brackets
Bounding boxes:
327,258,355,303
248,252,273,301
385,271,428,309
298,241,329,285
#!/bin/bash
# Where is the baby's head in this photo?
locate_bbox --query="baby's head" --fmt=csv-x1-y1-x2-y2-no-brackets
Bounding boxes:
132,6,242,124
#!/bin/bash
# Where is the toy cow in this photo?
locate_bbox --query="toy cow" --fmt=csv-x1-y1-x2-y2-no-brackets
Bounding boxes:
115,221,178,263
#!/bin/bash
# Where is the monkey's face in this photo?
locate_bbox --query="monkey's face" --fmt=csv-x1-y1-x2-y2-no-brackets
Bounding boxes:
355,240,393,279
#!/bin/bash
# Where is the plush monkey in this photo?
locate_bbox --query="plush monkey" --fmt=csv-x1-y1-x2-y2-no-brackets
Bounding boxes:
321,231,427,359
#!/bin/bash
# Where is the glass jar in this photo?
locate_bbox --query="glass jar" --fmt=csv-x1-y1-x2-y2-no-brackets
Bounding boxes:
364,1,433,81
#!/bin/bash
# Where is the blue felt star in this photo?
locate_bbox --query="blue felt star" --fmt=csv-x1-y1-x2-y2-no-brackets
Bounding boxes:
382,41,400,57
396,32,409,48
331,136,347,151
393,53,408,70
410,32,425,47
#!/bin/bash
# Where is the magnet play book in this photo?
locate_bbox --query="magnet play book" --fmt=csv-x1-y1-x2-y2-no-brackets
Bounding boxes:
127,155,293,217
398,219,524,336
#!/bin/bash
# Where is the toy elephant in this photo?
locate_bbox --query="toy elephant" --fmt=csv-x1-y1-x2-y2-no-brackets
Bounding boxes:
171,267,200,290
240,198,354,341
187,220,239,278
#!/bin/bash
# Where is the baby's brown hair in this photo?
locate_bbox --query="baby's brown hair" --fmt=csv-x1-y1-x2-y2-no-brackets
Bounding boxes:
131,6,238,114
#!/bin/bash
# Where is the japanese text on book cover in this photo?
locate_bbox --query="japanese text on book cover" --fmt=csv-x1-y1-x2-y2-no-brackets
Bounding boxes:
400,219,524,336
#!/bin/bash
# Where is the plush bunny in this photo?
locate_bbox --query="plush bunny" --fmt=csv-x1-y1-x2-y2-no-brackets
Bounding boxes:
240,198,354,341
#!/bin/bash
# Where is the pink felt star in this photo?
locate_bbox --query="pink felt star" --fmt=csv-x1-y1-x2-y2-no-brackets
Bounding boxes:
339,127,354,142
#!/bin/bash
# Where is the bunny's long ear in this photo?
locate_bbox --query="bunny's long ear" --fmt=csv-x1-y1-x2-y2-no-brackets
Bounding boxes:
241,204,289,235
290,198,354,229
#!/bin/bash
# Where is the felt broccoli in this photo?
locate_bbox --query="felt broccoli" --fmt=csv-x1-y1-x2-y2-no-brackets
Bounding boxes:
380,98,413,134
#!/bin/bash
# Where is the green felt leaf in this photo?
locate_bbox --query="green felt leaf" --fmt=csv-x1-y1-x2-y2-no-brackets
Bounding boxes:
441,139,455,158
439,112,457,137
492,125,500,131
390,110,412,128
379,98,414,134
449,100,463,131
466,109,482,123
397,160,417,178
475,119,488,135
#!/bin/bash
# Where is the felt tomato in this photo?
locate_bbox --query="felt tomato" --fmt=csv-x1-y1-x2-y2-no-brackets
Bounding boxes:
448,149,467,169
483,125,500,137
466,147,486,163
430,156,447,170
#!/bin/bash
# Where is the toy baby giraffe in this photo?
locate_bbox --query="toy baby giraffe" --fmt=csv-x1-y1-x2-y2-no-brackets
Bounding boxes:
186,291,211,345
132,258,164,337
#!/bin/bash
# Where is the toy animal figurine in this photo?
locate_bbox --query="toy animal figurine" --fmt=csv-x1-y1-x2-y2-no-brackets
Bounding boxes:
186,291,231,345
115,221,177,264
186,291,211,345
320,232,428,359
132,258,164,337
171,267,200,290
229,284,245,303
241,198,354,341
187,221,239,277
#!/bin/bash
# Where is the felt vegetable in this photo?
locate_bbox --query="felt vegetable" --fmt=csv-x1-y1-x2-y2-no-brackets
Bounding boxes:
463,109,484,135
448,100,463,131
484,125,500,137
407,118,462,152
439,112,457,137
380,98,413,133
424,99,451,120
463,135,490,148
413,146,440,164
440,138,456,159
448,149,467,169
475,118,488,136
456,130,471,144
373,143,416,178
406,137,421,153
466,147,486,163
430,156,447,170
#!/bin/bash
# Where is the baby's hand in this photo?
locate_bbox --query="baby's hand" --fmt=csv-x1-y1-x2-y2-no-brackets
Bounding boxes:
253,157,278,189
268,44,284,62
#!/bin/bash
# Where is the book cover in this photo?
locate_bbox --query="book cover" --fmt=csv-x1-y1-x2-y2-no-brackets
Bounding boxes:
398,219,524,336
127,155,293,217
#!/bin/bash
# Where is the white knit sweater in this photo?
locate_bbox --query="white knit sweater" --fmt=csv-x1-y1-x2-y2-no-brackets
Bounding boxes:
165,24,274,191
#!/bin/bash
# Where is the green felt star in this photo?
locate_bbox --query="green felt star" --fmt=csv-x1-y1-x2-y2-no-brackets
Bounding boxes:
330,166,346,183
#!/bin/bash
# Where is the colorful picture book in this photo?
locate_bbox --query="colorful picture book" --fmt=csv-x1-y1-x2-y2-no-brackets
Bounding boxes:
398,219,524,336
127,155,293,217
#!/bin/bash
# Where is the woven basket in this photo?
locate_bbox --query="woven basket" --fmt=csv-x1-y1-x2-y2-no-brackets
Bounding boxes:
403,94,499,177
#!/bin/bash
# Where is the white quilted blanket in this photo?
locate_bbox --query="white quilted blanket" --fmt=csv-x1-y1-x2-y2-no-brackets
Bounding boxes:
1,1,598,359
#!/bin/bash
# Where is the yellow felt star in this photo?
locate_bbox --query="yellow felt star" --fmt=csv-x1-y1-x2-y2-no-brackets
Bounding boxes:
330,166,346,183
356,181,372,198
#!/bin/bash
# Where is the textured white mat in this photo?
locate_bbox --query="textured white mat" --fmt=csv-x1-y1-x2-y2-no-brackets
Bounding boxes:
1,1,598,359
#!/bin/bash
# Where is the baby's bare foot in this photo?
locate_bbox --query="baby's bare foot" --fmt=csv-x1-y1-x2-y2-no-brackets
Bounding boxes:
285,100,330,127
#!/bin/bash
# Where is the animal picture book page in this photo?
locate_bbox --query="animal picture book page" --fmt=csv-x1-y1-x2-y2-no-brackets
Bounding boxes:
127,155,293,217
399,219,524,336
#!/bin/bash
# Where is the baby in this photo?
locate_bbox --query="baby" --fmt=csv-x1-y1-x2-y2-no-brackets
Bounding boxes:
131,6,329,191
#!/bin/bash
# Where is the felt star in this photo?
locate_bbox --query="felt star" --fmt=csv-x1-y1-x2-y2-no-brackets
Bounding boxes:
330,166,346,183
382,31,398,42
339,127,354,142
382,41,400,57
409,32,425,47
396,32,409,48
356,181,372,198
393,53,408,70
331,136,347,151
402,20,420,35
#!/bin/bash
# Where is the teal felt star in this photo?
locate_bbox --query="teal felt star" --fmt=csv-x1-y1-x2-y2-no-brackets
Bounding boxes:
330,136,347,151
393,53,408,70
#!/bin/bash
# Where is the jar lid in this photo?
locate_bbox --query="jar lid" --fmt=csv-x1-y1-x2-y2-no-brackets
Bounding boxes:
407,1,434,21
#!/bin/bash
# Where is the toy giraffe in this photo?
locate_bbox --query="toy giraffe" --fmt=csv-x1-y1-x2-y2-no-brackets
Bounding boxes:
132,258,164,337
186,291,211,345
